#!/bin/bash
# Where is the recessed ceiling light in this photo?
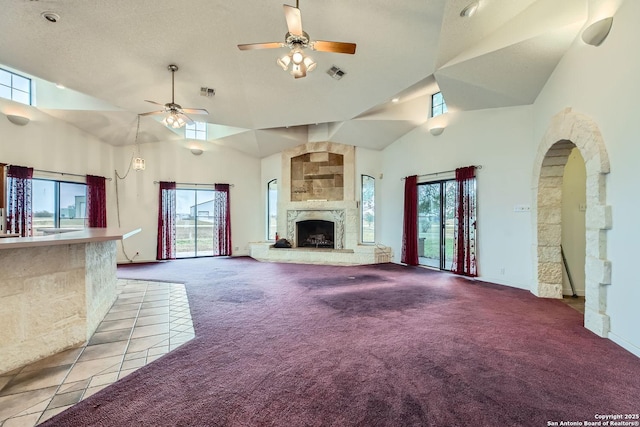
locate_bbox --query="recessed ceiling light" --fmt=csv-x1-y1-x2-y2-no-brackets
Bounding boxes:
460,1,479,18
391,98,400,103
41,11,60,23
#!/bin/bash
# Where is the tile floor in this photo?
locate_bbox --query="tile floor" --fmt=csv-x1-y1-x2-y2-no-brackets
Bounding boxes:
0,279,194,427
562,295,586,314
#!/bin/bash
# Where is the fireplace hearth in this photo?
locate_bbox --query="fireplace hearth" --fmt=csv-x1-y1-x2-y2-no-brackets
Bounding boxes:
297,220,334,248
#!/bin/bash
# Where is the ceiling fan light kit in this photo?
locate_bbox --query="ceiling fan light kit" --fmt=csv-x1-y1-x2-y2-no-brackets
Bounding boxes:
140,64,209,129
238,2,356,79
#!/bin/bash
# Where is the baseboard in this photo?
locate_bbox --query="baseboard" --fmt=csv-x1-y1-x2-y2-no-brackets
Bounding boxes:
608,332,640,358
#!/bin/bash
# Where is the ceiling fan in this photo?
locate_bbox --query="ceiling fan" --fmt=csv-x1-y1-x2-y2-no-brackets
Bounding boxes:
140,64,208,129
237,1,357,79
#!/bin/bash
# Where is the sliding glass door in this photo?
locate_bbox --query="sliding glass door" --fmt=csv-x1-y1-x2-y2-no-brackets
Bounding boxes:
175,188,215,258
417,180,455,270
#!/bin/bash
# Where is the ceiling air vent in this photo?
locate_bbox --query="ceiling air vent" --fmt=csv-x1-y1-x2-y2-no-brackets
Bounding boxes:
200,87,215,97
327,66,345,80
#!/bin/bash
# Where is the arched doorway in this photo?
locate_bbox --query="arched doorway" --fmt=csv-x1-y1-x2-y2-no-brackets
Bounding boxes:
532,108,612,337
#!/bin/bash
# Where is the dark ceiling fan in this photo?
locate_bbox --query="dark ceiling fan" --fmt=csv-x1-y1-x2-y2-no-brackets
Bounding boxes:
237,1,357,78
140,64,208,128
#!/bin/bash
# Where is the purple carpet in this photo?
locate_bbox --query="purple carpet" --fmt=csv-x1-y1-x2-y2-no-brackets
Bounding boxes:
43,257,640,426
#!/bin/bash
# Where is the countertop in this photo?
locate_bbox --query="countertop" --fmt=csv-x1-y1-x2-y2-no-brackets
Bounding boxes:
0,227,141,250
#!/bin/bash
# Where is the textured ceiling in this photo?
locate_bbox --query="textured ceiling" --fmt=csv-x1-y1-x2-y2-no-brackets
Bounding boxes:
0,0,590,157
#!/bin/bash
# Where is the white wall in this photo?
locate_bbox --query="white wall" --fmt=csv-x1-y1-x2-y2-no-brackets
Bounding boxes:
381,106,535,288
0,98,116,233
113,141,262,262
532,0,640,355
561,148,586,296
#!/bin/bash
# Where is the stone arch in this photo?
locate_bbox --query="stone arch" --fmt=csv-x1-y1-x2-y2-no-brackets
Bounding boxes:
532,108,611,337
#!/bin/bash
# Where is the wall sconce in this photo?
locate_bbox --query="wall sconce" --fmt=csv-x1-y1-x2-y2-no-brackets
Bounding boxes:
6,114,30,126
429,126,445,136
582,17,613,46
190,148,204,156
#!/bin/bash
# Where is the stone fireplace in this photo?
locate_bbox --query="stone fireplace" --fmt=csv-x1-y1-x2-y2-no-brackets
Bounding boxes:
251,141,392,265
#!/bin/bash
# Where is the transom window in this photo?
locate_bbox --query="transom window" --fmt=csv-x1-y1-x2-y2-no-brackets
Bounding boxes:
431,92,448,118
0,68,32,105
185,121,207,141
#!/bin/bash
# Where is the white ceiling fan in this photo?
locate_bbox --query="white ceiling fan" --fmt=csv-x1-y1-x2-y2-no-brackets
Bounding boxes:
140,64,208,128
237,1,357,79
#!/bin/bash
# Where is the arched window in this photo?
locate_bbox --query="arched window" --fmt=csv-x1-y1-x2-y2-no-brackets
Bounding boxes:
361,175,375,243
267,179,278,240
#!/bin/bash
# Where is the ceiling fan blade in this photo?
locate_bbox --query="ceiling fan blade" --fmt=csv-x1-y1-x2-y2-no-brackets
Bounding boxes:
283,4,303,36
139,110,164,116
238,42,285,51
312,40,357,54
144,100,165,106
182,108,209,115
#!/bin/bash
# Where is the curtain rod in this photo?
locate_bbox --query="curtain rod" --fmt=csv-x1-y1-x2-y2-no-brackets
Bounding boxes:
8,165,113,181
153,181,234,187
401,165,482,180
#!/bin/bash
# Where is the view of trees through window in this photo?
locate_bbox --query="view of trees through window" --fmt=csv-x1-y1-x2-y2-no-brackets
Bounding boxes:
175,188,215,257
267,179,277,240
361,175,375,243
32,179,86,232
417,180,455,269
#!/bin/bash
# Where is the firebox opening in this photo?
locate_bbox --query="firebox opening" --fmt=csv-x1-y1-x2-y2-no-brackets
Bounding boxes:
297,220,335,248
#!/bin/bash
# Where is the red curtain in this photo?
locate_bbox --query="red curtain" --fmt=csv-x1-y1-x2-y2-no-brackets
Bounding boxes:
452,166,477,277
157,181,177,260
6,165,34,237
213,184,232,256
86,175,107,228
401,175,419,266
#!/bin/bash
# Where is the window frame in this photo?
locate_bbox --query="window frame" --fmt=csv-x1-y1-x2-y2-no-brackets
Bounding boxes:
0,67,32,105
361,174,375,244
431,91,447,118
267,179,278,240
31,178,87,231
185,121,207,141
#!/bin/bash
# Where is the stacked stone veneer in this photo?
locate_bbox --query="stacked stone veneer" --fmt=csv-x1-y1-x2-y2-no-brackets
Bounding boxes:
0,240,117,374
533,108,611,337
251,141,392,265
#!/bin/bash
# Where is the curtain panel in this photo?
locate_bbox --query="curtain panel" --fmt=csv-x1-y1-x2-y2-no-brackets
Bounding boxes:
213,184,232,256
401,175,419,266
452,166,477,277
6,165,34,237
86,175,107,228
157,181,177,260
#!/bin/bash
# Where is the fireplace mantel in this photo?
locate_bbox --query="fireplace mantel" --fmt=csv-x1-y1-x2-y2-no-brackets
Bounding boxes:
251,141,392,265
287,209,345,249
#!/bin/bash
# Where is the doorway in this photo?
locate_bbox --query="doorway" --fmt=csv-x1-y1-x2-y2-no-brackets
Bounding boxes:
176,188,215,258
417,180,455,270
534,108,611,337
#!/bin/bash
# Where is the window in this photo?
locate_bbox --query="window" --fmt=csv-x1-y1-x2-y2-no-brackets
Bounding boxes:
361,175,375,243
267,179,278,240
0,68,32,105
431,91,447,118
32,179,87,232
185,121,207,141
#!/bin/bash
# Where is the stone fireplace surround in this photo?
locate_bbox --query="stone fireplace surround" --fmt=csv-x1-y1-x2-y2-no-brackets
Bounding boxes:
251,141,392,266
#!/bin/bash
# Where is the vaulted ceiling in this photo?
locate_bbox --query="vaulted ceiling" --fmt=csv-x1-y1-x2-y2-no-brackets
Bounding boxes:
0,0,590,157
